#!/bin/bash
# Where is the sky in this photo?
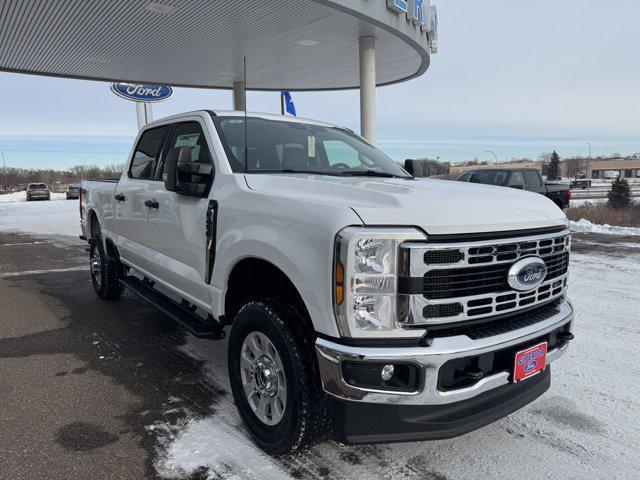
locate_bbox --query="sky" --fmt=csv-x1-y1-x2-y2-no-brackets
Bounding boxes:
1,0,639,169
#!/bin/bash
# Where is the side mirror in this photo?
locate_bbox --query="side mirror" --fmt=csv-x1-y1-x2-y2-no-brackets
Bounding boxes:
163,147,191,192
163,147,214,197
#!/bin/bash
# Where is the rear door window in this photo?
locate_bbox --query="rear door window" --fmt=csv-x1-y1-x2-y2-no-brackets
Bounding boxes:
509,172,526,188
524,170,542,188
129,125,169,180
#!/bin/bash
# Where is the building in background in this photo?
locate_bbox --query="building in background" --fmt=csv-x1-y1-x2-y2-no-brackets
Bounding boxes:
587,158,640,179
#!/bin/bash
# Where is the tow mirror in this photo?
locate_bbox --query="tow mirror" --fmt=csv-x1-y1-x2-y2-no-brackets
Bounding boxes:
163,147,190,192
163,147,214,197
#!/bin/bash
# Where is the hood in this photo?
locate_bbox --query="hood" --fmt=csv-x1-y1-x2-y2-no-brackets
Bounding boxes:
244,174,566,235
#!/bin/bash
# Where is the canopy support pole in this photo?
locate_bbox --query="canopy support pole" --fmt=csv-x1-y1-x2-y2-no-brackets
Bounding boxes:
233,82,247,111
359,36,376,144
136,102,153,130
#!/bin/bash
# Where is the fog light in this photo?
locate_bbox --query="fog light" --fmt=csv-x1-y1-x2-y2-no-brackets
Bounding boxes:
381,364,395,381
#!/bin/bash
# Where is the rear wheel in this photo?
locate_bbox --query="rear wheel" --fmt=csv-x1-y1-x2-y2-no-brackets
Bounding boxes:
90,236,123,300
228,299,332,454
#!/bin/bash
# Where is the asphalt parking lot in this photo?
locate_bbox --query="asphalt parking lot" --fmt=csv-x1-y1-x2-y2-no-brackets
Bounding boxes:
1,226,639,480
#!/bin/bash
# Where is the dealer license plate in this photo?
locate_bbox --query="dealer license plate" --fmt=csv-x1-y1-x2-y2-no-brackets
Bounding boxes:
513,342,547,383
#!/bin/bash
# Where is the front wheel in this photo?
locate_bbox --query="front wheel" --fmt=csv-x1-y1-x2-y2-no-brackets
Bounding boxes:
89,237,123,300
228,300,332,454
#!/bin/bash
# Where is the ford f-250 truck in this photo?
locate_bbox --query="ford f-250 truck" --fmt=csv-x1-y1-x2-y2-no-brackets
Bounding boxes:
81,110,574,454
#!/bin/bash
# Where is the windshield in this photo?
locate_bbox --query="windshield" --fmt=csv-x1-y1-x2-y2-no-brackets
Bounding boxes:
212,116,410,178
458,170,509,186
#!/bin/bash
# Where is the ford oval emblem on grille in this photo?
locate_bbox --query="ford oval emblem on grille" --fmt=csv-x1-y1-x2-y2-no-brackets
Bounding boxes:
508,257,547,291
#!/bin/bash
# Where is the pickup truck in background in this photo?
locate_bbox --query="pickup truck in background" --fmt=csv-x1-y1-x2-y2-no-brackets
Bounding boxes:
81,110,574,454
455,168,571,209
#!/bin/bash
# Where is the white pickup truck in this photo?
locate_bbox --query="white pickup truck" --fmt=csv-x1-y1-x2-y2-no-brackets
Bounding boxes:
81,110,574,453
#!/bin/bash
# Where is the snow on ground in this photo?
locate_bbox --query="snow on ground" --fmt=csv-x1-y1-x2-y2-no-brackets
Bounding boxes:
570,219,640,236
569,198,606,207
2,199,639,479
0,190,67,202
0,191,81,239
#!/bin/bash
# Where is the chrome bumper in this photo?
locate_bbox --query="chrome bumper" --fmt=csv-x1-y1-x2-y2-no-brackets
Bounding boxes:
316,299,573,406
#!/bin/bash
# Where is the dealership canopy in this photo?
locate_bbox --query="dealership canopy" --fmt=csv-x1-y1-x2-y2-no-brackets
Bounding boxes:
0,0,438,140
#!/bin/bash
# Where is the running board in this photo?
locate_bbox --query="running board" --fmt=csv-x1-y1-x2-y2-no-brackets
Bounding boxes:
121,276,225,339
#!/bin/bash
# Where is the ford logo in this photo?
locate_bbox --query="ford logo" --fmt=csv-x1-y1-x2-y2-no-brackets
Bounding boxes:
524,360,538,372
507,257,547,291
110,82,173,102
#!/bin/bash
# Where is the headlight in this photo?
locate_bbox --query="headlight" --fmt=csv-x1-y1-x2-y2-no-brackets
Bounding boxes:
333,227,426,338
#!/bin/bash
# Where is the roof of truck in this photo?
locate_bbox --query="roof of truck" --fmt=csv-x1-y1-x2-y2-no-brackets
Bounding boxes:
145,110,341,130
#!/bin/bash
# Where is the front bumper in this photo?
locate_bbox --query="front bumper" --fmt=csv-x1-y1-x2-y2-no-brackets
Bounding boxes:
316,299,573,441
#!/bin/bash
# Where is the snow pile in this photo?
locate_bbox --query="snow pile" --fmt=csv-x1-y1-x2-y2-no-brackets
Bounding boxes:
570,218,640,236
154,417,290,480
0,191,67,202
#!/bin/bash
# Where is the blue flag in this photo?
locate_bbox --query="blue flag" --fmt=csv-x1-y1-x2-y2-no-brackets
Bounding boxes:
281,91,296,116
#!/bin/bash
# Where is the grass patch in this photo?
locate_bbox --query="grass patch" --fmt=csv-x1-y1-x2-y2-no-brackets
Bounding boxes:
566,203,640,227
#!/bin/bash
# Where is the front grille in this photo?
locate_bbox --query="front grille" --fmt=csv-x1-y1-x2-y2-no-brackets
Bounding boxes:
424,251,569,300
398,229,571,327
424,250,464,265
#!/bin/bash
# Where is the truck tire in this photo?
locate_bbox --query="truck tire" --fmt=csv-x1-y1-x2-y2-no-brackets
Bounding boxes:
89,236,123,300
228,300,332,454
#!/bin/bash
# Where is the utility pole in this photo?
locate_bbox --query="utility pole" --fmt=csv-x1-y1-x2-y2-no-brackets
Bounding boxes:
485,150,498,164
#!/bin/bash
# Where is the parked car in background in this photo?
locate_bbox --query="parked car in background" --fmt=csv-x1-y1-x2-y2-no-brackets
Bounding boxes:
26,183,51,201
66,183,81,199
570,179,591,190
455,168,571,209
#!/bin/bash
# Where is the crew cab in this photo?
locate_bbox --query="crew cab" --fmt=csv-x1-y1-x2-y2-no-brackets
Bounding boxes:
81,110,574,454
455,168,571,209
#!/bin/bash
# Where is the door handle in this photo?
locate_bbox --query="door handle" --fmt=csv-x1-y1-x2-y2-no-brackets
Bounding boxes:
114,193,126,202
144,199,159,209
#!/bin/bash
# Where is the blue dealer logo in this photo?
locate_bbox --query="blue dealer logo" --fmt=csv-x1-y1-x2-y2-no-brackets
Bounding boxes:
524,360,538,372
110,83,173,102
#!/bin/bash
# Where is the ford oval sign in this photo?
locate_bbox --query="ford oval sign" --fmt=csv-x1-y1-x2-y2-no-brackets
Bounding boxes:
524,360,538,372
110,82,173,102
507,257,547,291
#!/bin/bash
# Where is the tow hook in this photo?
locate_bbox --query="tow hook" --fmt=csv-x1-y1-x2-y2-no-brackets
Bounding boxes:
462,366,484,381
557,331,575,347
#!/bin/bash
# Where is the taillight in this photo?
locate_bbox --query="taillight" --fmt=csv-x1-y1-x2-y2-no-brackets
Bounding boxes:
568,188,572,200
79,187,83,218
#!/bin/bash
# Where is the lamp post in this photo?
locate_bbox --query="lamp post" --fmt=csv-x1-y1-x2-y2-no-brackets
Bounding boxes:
586,142,592,195
485,150,498,164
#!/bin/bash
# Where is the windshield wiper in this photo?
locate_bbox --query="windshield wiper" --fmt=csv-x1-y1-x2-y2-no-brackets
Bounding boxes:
248,169,343,176
335,170,408,178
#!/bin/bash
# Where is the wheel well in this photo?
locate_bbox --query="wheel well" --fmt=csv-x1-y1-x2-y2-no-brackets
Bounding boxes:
89,210,100,239
224,258,309,324
104,237,119,260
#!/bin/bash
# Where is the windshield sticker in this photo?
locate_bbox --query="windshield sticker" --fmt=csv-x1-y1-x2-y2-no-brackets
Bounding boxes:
308,136,316,157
